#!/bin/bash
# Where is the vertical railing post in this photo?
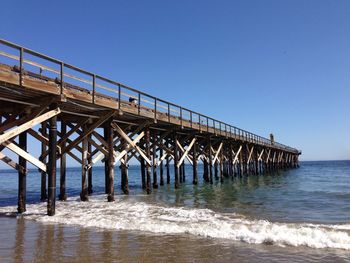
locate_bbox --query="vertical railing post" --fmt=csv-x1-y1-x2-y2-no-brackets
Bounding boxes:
207,117,209,132
199,115,201,132
60,62,64,94
190,111,193,128
154,98,157,123
19,47,23,87
118,84,121,112
180,107,183,128
92,74,96,104
138,92,141,115
167,103,170,122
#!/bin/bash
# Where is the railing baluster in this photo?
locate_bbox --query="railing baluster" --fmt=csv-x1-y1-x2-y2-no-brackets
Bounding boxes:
19,47,23,87
154,98,157,122
60,62,64,95
138,92,141,115
180,107,183,127
168,103,170,122
92,74,95,104
118,84,121,112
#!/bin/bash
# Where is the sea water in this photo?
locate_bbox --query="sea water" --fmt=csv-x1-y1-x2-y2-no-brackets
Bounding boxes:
0,161,349,262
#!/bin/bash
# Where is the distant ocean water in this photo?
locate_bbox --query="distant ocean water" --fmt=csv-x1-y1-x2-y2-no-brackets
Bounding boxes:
0,161,349,262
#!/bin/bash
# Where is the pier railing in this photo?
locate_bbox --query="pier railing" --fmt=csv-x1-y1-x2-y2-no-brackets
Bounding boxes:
0,39,299,154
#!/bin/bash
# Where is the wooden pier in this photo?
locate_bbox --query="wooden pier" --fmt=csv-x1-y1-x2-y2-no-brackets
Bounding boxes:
0,39,301,216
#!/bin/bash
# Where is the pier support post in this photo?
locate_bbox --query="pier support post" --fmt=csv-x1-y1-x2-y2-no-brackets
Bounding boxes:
80,124,89,202
159,144,164,186
107,119,115,201
47,103,57,216
182,163,186,182
17,129,27,213
104,125,109,194
40,122,47,201
203,157,209,182
208,138,213,184
152,131,158,189
166,142,170,184
145,128,152,194
121,154,129,194
59,121,67,201
192,139,198,185
220,147,224,183
179,160,183,183
141,154,146,189
174,132,180,189
88,135,93,195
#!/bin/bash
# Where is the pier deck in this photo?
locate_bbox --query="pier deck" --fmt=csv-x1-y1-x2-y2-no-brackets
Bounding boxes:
0,39,300,215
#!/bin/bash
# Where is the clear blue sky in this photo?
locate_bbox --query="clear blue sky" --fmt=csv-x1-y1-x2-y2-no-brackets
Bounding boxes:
1,0,349,163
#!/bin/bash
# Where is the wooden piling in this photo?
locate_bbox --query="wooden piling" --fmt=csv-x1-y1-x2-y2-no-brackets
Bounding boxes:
166,148,170,184
159,145,164,186
121,154,129,194
174,132,180,189
59,121,67,201
87,135,93,195
145,128,152,194
152,131,158,189
40,122,47,201
80,124,89,202
182,163,186,182
203,158,209,183
17,129,27,213
107,119,115,202
104,125,109,194
208,138,213,184
192,138,198,185
47,103,57,216
220,146,224,183
140,156,146,189
179,160,183,183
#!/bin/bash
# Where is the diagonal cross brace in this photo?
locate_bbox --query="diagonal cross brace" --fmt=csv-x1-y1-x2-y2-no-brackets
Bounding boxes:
212,142,223,165
177,138,196,168
176,140,193,166
61,111,115,155
2,140,46,172
232,145,242,165
112,123,152,165
0,108,61,145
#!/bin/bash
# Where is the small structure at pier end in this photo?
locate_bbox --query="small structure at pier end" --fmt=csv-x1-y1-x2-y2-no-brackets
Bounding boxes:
0,39,301,216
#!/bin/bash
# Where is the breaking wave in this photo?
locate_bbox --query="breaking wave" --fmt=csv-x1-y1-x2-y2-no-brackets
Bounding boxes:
1,195,350,250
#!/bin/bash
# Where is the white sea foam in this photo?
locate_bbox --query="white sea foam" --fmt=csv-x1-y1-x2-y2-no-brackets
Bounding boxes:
1,195,350,250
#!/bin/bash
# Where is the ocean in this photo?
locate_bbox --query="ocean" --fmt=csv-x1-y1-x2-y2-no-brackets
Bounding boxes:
0,161,349,262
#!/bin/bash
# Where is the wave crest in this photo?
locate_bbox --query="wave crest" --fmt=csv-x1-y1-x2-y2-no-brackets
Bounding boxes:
1,195,349,250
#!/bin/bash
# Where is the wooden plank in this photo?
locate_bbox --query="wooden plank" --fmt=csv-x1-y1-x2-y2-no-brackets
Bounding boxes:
114,132,145,164
176,140,193,166
266,149,271,162
58,118,90,146
112,123,151,165
247,146,254,163
232,145,242,165
0,108,60,145
258,149,264,161
177,138,196,167
212,142,223,165
61,111,115,155
3,141,46,172
0,152,27,174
